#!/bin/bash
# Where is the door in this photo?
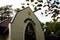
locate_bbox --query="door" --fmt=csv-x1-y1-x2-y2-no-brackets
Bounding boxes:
25,22,36,40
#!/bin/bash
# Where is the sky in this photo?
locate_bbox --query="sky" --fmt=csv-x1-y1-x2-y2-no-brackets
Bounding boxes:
0,0,55,23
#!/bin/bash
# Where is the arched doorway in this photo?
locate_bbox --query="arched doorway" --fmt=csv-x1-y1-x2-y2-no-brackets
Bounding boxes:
25,22,36,40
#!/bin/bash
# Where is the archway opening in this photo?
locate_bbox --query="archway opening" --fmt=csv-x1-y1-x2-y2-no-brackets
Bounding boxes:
25,22,36,40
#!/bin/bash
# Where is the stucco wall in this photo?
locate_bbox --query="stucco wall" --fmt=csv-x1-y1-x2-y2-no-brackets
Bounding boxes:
11,7,45,40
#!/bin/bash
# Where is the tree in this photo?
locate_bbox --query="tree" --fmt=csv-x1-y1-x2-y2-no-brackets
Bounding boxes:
0,5,13,21
45,22,60,36
54,22,60,36
20,0,60,22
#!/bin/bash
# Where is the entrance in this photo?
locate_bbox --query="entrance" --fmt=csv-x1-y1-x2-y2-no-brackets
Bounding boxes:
25,22,36,40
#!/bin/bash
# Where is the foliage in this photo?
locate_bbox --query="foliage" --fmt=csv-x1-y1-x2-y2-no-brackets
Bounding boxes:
0,5,13,21
45,22,60,36
26,0,34,2
41,23,44,31
21,0,60,22
15,8,20,13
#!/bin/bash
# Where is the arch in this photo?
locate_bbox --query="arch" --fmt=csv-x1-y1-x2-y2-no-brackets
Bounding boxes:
25,22,36,40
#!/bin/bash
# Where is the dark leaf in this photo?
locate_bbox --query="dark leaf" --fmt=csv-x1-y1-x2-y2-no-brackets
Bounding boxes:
37,4,42,7
34,7,37,11
26,0,29,1
0,8,2,11
57,17,60,19
54,9,59,14
35,2,38,4
56,2,59,5
53,1,56,4
45,10,47,11
51,14,57,18
31,0,34,2
55,5,58,8
45,15,48,16
21,3,25,5
51,10,53,11
49,13,51,14
38,0,43,3
22,6,25,9
43,5,46,7
45,12,47,14
27,3,30,5
41,12,43,15
38,8,41,10
53,19,57,22
15,8,20,13
49,0,52,1
47,1,50,3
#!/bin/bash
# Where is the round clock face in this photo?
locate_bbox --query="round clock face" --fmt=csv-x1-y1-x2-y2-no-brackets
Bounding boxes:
25,22,36,40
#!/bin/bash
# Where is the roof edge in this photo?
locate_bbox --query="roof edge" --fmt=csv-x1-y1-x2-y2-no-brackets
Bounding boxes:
11,7,31,24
